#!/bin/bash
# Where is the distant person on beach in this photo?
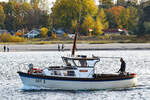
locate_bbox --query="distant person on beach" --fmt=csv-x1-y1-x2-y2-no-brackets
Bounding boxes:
7,47,9,52
118,58,126,73
58,44,60,51
62,44,64,51
4,45,6,52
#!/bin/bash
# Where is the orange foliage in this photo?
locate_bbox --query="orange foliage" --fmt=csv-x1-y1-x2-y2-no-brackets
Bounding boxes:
0,33,24,42
52,33,56,39
108,6,124,28
33,2,39,9
64,33,68,37
108,6,124,17
15,32,24,36
15,2,20,8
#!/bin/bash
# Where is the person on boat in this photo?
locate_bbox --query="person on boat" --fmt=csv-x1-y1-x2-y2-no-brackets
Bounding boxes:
118,58,126,73
28,64,34,74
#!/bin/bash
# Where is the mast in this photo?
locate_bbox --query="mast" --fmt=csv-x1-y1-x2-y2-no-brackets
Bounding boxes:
71,27,78,56
72,1,81,56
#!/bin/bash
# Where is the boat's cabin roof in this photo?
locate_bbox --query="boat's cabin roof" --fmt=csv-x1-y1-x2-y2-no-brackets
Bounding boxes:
62,55,100,67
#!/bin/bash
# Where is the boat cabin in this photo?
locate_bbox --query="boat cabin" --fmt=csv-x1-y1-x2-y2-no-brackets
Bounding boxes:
38,55,100,78
62,55,99,68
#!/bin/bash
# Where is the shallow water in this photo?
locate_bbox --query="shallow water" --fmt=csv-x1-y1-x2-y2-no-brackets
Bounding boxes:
0,50,150,100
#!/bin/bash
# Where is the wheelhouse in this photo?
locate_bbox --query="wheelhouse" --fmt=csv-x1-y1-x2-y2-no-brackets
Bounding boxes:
62,55,100,68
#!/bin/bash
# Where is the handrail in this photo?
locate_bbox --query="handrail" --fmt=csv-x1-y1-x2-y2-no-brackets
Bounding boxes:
92,55,122,59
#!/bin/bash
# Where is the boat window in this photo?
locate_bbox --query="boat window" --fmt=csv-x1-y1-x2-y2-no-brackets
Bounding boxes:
67,71,75,76
74,60,87,67
63,71,68,76
64,59,75,66
74,59,98,67
54,71,61,75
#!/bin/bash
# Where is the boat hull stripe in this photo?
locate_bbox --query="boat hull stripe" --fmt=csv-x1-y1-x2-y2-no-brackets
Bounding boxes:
18,72,136,82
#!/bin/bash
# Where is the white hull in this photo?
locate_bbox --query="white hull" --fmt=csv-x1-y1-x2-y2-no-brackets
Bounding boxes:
19,75,137,90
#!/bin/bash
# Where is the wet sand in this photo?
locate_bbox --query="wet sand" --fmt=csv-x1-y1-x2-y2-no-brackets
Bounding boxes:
1,43,150,52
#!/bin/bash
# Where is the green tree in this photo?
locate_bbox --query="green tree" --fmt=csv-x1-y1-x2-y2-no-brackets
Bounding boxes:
105,10,117,28
14,2,24,30
0,5,6,29
4,1,16,31
127,6,138,31
120,8,127,29
21,2,33,29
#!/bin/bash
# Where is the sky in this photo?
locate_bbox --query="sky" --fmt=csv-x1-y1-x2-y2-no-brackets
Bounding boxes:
0,0,8,2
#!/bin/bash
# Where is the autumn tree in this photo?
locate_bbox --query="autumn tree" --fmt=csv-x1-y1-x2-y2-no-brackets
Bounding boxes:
108,6,124,29
81,14,95,35
52,0,98,33
94,17,103,35
0,5,5,29
97,8,109,29
40,27,48,37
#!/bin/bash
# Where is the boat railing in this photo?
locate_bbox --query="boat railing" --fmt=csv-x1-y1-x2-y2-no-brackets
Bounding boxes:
93,56,122,59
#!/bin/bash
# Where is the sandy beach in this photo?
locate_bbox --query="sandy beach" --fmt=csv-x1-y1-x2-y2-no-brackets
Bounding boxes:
1,43,150,52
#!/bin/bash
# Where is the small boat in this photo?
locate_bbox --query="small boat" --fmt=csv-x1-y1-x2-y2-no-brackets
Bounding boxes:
18,55,137,90
18,26,137,90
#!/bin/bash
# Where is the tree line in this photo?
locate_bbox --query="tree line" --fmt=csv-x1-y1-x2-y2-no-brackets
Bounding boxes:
0,0,150,36
51,0,150,36
0,1,50,33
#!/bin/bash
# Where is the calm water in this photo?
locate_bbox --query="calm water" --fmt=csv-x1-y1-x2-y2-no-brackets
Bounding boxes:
0,50,150,100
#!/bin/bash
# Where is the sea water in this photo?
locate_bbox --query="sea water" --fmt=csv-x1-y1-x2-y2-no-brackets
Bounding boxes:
0,50,150,100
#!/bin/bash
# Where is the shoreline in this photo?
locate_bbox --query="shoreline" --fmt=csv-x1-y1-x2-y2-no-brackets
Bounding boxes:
1,43,150,52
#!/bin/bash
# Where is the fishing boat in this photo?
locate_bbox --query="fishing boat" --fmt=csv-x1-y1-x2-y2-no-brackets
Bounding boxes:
18,56,137,90
17,26,137,90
